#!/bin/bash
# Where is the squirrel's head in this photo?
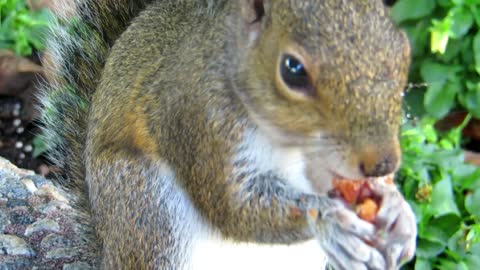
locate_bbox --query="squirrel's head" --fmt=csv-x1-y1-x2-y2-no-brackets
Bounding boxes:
231,0,411,187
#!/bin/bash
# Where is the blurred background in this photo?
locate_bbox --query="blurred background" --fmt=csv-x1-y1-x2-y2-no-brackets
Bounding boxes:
0,0,479,269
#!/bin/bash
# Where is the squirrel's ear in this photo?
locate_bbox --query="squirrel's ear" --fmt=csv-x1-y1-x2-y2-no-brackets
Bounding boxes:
239,0,268,45
240,0,266,24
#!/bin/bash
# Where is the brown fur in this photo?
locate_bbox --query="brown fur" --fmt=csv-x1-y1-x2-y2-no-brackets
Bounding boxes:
41,0,414,269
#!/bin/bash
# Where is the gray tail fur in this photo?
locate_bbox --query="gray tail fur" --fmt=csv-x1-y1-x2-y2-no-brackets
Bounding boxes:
38,3,156,261
39,1,156,263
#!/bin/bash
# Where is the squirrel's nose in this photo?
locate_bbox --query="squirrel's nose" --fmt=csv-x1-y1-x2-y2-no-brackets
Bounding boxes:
358,146,399,177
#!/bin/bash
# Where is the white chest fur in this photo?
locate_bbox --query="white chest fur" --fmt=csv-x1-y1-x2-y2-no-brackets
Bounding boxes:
191,235,327,270
188,129,327,269
235,128,314,193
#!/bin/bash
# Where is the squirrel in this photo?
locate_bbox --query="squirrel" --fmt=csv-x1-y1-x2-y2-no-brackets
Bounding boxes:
40,0,417,269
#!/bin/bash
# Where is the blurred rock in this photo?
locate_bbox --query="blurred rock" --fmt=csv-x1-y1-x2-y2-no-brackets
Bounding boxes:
0,157,98,269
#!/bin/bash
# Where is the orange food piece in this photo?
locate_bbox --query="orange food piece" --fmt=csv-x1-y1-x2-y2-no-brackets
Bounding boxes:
332,179,365,204
332,175,394,222
356,198,379,223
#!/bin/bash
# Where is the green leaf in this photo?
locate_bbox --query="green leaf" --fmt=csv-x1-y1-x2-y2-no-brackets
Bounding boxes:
471,242,480,255
439,39,464,62
430,176,460,217
430,15,453,52
424,81,457,118
465,189,480,218
416,238,446,258
420,61,461,85
460,90,480,118
449,7,474,38
438,259,469,270
474,31,480,75
431,28,450,54
420,225,449,245
451,163,480,190
391,0,436,23
428,215,462,240
420,60,462,118
448,228,469,255
437,260,457,270
461,35,474,67
437,0,455,8
470,4,480,26
424,123,439,143
465,254,480,269
414,258,433,270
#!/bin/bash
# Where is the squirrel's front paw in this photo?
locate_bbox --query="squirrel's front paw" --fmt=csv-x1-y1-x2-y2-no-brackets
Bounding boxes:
370,181,417,269
316,200,386,270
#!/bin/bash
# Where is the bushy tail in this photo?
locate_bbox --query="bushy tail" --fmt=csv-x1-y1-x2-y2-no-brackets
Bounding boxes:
40,0,155,197
39,1,157,264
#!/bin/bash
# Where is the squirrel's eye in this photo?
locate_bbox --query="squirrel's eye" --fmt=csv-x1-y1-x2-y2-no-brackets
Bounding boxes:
280,54,311,91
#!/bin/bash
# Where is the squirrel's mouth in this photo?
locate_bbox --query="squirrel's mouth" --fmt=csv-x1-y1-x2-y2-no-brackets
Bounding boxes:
304,155,366,194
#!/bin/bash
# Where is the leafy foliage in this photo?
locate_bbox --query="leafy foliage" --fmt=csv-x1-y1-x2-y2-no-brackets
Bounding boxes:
398,116,480,269
0,0,52,56
392,1,480,269
392,0,480,119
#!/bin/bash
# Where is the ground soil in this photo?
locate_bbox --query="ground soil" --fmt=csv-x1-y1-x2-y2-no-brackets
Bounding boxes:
0,50,54,176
